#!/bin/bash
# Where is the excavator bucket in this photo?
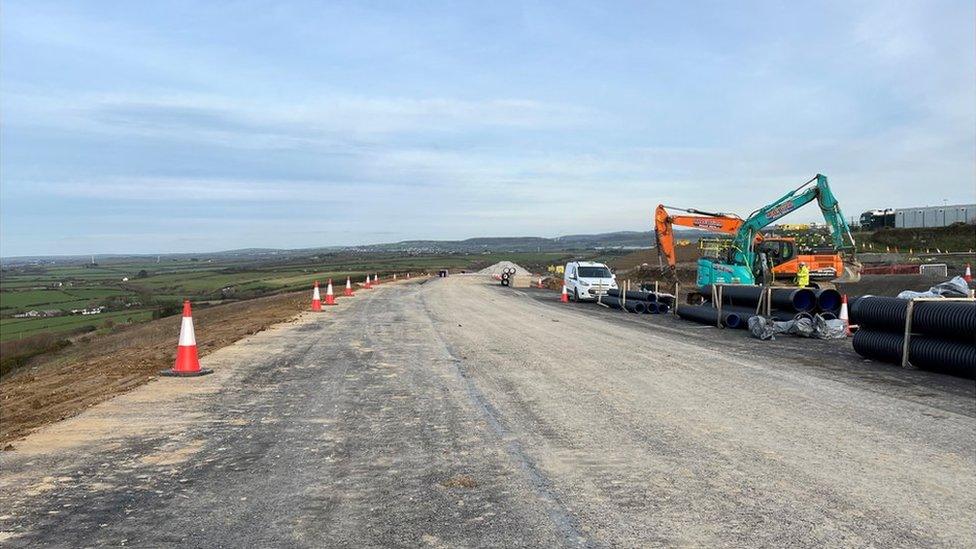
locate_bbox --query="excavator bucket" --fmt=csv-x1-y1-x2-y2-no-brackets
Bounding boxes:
834,257,863,283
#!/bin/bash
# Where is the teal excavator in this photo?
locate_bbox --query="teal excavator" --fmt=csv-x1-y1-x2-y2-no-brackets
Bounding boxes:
696,174,861,287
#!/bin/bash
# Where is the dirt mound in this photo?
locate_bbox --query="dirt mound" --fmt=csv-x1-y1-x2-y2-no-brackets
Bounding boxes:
0,291,306,443
477,261,532,276
836,274,973,298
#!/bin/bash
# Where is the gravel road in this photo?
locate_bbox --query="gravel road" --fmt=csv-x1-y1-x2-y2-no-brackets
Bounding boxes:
1,276,973,547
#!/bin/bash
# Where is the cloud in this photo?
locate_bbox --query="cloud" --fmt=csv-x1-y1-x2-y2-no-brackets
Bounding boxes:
5,91,592,140
38,176,384,202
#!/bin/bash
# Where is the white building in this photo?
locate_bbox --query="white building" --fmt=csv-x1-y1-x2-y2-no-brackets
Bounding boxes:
894,204,976,228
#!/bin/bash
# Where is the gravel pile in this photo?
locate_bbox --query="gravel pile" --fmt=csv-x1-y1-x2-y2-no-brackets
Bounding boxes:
477,261,532,276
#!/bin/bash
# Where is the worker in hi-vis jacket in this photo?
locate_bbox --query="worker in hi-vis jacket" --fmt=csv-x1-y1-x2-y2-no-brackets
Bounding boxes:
796,262,810,287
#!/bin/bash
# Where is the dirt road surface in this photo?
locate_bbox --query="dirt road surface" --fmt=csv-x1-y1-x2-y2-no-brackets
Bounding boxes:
1,277,973,547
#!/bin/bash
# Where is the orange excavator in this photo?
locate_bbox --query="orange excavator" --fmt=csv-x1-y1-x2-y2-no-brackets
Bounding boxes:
654,204,846,283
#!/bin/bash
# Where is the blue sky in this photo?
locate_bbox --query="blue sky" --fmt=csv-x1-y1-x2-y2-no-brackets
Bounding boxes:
1,1,973,256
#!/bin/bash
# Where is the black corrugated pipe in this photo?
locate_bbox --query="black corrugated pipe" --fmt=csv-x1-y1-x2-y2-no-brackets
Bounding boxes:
719,305,795,322
600,296,624,310
815,289,842,313
607,289,657,302
626,301,647,314
676,304,745,328
853,329,976,379
606,289,676,306
850,297,976,341
656,303,671,314
700,285,817,312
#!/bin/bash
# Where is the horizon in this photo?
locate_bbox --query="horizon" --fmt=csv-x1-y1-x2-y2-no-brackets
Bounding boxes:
1,229,660,260
2,1,974,257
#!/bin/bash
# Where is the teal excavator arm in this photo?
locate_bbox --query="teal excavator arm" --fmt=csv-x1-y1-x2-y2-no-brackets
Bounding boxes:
730,174,858,278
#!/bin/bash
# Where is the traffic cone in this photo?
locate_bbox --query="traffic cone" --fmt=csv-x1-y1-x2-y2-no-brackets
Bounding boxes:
160,301,212,377
393,273,397,281
365,274,372,289
373,273,380,285
537,277,544,289
311,281,322,311
839,294,852,336
325,279,336,305
344,276,354,296
964,263,973,283
406,272,411,279
560,285,569,303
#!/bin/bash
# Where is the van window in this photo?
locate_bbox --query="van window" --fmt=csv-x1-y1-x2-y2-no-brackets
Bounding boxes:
578,266,611,278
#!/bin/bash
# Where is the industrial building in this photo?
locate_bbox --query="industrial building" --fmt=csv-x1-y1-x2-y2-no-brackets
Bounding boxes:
860,204,975,229
894,204,975,228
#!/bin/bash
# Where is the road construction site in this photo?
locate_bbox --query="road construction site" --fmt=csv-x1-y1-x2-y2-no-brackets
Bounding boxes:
1,275,973,547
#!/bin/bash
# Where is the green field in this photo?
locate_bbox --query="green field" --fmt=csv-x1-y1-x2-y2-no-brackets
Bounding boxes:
0,309,154,342
0,251,579,343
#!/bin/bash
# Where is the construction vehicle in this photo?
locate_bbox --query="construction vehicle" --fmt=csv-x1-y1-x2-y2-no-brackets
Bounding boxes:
698,174,860,287
654,174,861,288
655,206,846,283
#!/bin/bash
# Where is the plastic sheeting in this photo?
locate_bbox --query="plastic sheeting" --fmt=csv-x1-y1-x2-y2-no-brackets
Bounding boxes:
748,313,847,341
896,276,971,299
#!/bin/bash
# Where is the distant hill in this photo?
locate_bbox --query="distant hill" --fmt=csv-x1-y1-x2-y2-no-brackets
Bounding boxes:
2,229,728,264
357,231,657,253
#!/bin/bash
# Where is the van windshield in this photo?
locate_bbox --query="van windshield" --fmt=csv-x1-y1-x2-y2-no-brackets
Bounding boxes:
578,266,611,278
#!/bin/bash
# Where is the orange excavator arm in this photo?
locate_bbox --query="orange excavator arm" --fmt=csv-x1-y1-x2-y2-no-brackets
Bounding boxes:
654,204,744,276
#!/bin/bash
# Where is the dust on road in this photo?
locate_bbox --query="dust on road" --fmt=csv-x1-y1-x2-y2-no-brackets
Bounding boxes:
1,276,972,547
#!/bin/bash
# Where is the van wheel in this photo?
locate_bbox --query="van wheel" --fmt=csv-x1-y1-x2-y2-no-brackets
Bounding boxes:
573,289,580,302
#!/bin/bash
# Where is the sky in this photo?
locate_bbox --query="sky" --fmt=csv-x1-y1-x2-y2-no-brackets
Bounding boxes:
1,1,974,256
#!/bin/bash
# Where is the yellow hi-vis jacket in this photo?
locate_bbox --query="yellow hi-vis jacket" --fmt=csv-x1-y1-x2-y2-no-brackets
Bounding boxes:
796,264,810,287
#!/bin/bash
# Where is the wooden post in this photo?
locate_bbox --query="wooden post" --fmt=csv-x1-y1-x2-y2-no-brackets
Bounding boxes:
716,285,724,328
674,281,680,315
901,299,915,369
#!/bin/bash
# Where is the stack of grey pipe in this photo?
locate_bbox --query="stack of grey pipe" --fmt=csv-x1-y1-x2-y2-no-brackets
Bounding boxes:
677,285,841,329
850,297,976,379
499,267,518,287
601,289,674,314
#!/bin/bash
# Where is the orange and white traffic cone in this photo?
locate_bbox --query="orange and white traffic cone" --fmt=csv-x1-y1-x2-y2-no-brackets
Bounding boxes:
373,273,380,285
325,279,336,305
964,263,973,284
537,277,544,289
406,272,411,279
393,273,397,281
839,294,853,336
344,276,354,297
160,300,212,377
365,274,372,289
560,285,569,303
311,281,322,311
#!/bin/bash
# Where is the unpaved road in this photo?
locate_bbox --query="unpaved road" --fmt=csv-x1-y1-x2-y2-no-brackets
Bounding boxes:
1,277,973,547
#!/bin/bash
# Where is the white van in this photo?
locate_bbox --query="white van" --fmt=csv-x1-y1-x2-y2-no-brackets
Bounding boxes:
563,261,617,301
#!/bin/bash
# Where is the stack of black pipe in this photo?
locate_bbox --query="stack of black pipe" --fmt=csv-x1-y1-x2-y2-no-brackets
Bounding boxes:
499,267,518,287
602,288,674,314
677,285,839,329
851,297,976,379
